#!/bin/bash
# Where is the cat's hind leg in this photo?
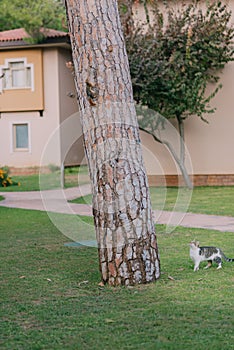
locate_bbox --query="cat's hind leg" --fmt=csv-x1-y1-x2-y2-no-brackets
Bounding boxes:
214,257,222,269
204,260,212,269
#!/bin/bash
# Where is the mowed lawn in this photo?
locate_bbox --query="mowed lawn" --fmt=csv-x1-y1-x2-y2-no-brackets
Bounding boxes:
1,206,234,350
71,185,234,217
0,165,90,192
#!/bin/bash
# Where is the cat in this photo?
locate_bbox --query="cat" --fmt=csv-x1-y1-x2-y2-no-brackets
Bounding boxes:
189,240,234,271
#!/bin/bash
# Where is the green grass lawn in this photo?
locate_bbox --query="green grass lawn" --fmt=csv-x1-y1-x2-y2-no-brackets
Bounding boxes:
150,186,234,217
0,166,90,192
71,186,234,217
0,207,234,349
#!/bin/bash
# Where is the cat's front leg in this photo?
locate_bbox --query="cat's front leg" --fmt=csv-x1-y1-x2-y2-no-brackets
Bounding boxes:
194,263,200,271
204,261,212,269
214,257,222,269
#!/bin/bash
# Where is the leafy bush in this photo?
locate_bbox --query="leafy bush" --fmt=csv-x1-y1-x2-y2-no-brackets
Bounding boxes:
48,163,60,173
0,167,20,187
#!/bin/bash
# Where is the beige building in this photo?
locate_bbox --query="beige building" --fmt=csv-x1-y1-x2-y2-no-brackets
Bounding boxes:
0,28,85,173
0,5,234,186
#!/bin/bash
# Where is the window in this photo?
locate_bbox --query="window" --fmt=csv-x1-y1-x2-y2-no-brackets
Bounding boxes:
0,58,34,91
12,123,29,151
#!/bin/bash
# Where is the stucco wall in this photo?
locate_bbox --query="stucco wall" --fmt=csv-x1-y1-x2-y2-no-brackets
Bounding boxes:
185,60,234,175
38,48,61,168
57,48,86,166
0,111,42,167
141,60,234,176
0,49,44,112
0,48,61,168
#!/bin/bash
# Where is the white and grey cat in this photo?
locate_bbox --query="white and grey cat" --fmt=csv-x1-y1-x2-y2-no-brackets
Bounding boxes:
189,240,234,271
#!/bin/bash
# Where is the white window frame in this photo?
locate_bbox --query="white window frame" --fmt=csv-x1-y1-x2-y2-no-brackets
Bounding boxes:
10,121,32,153
0,58,34,92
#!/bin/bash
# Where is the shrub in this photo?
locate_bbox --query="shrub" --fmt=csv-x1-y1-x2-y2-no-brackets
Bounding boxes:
0,167,20,187
48,163,60,173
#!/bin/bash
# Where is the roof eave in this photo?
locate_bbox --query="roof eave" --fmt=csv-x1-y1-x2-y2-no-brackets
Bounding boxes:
0,37,71,50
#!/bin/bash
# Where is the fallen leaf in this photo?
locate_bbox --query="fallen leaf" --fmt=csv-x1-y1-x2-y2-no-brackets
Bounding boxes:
98,281,105,287
78,280,89,286
19,276,26,279
168,275,175,281
105,318,115,323
46,278,52,282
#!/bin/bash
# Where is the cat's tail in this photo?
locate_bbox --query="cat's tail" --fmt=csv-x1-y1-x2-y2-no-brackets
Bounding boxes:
221,250,234,262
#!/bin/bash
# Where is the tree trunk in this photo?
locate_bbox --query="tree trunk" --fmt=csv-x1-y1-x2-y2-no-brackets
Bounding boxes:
64,0,160,286
176,116,193,189
143,127,193,190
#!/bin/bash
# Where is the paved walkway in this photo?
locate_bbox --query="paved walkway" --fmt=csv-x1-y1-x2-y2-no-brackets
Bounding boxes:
1,185,234,232
0,185,93,216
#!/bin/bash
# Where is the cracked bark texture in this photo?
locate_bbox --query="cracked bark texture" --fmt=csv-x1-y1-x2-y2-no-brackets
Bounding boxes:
65,0,160,286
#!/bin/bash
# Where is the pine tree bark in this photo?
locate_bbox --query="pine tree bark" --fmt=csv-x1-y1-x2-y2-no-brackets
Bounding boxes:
64,0,160,286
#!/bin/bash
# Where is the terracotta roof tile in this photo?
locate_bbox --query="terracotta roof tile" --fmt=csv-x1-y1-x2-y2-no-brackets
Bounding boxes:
40,28,69,38
0,27,68,42
0,28,30,42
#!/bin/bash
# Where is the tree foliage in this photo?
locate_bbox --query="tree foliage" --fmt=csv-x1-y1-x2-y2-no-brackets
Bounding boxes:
120,0,234,188
0,0,66,38
125,0,234,120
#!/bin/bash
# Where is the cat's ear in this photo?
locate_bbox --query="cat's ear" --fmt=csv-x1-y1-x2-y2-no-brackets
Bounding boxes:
196,241,200,247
